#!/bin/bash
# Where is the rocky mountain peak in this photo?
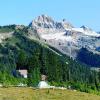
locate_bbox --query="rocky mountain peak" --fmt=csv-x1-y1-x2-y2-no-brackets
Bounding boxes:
80,25,92,31
29,15,74,33
30,14,56,29
61,19,74,29
81,25,88,29
34,14,54,24
28,15,100,58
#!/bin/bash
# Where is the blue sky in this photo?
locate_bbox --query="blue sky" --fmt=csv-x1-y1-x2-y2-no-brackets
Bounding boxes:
0,0,100,31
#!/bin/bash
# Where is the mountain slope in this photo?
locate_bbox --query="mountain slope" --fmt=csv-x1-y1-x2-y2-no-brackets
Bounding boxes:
0,27,100,90
0,19,100,94
29,15,100,67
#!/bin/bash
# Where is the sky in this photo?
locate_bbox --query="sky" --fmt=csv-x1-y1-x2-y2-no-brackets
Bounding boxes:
0,0,100,31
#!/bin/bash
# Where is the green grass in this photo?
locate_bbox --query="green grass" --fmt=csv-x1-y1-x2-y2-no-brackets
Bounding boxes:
0,87,100,100
0,28,14,33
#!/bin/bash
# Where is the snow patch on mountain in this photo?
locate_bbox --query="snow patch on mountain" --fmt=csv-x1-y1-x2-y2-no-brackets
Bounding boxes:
41,32,75,42
72,27,100,37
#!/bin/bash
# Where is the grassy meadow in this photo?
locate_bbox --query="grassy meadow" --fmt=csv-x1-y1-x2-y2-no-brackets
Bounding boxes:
0,87,100,100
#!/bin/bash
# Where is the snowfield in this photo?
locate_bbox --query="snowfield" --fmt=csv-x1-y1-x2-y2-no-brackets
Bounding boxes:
41,32,75,42
72,28,100,37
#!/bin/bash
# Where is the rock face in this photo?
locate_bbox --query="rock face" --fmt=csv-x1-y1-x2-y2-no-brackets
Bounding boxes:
0,32,13,43
29,15,100,58
29,14,73,34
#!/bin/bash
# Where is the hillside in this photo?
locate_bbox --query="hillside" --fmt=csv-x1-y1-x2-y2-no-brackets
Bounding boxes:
0,25,100,94
29,15,100,67
0,87,100,100
29,15,100,59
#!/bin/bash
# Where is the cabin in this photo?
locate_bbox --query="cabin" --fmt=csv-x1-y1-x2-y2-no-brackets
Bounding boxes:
17,69,28,78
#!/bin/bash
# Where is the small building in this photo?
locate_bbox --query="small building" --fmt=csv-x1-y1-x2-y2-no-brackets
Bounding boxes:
18,69,28,78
